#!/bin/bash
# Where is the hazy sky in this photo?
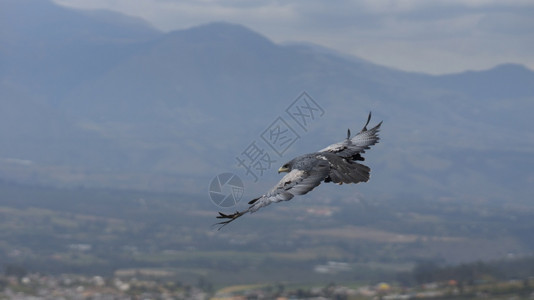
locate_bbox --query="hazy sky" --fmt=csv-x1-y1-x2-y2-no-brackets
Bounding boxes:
53,0,534,74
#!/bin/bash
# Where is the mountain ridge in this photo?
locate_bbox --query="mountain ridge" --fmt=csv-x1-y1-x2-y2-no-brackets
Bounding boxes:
1,1,533,202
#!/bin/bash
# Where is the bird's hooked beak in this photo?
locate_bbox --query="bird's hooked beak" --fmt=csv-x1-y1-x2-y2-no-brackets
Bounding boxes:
278,166,290,173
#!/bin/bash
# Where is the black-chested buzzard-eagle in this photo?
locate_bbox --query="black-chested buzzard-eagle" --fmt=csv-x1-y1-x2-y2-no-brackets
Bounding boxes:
215,112,382,229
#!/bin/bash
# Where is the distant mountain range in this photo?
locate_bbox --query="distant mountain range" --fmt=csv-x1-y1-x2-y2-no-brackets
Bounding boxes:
1,0,533,204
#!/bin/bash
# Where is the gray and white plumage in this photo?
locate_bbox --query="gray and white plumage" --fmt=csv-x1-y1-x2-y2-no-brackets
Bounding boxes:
216,112,382,229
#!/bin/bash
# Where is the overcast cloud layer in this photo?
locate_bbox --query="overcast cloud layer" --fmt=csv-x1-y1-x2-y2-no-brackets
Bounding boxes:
53,0,534,74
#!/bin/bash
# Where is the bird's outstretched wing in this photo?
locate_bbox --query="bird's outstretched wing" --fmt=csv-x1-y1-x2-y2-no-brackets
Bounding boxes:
215,159,330,230
319,112,382,160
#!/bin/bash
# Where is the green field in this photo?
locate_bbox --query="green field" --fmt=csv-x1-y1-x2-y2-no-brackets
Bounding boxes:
1,182,534,288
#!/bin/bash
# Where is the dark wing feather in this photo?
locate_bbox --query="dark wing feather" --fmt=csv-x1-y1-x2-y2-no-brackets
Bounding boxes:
319,112,382,160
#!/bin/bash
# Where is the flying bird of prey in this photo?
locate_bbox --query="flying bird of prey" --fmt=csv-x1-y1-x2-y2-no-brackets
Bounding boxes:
215,112,382,229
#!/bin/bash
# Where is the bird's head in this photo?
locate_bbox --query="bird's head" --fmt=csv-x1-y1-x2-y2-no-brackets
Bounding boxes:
278,161,292,173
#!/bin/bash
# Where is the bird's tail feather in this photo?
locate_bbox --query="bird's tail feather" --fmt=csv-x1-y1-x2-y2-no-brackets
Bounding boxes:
328,162,370,184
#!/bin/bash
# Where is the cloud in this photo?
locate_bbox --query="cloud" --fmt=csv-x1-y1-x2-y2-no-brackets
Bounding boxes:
52,0,534,74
